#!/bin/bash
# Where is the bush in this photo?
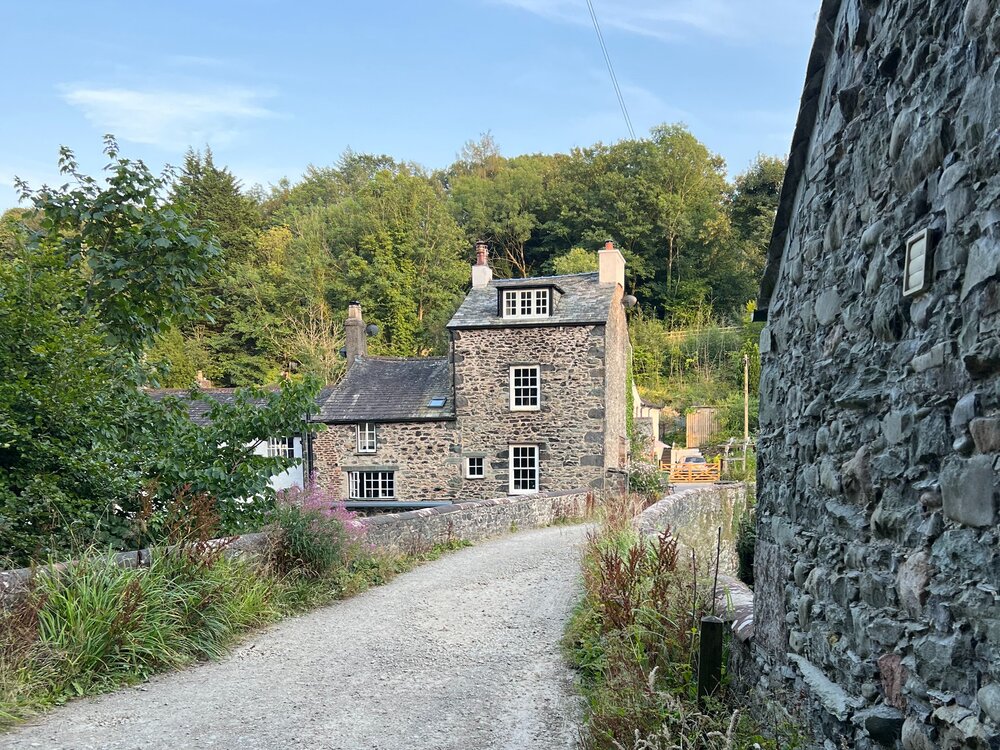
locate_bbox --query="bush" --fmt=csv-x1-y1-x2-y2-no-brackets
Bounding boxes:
734,492,756,587
269,483,366,579
627,461,666,503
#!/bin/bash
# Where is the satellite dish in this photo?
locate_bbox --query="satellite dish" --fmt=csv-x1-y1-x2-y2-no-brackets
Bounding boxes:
365,323,380,337
623,295,638,308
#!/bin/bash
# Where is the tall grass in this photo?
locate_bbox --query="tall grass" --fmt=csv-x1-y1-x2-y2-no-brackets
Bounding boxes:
0,486,468,730
564,505,802,750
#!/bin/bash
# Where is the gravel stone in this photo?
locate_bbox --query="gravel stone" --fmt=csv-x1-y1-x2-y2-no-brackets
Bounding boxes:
1,525,589,750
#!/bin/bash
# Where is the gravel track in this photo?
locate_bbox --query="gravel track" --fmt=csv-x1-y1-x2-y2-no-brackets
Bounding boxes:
2,524,589,750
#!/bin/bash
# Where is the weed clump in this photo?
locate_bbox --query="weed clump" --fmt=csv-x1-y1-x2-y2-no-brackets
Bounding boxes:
565,516,800,749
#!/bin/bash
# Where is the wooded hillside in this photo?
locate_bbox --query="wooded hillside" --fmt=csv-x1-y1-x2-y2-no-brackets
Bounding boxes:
2,125,782,388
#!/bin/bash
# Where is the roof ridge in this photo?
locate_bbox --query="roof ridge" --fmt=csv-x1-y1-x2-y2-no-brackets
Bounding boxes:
358,355,449,363
490,271,599,283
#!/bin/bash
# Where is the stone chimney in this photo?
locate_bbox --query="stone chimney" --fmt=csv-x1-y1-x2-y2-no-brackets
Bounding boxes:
195,370,213,388
471,240,493,289
598,239,625,288
344,301,367,368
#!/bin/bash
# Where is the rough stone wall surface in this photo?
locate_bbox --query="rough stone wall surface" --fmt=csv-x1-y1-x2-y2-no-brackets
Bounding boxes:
755,1,1000,747
312,421,461,501
604,284,630,476
361,489,591,550
452,325,609,499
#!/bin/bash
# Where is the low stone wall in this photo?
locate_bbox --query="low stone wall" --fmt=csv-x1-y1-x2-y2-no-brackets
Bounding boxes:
0,491,591,607
362,488,592,551
634,484,755,644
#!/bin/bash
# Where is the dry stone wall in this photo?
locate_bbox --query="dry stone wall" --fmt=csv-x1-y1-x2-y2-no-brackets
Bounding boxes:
362,489,591,550
452,325,610,499
754,1,1000,748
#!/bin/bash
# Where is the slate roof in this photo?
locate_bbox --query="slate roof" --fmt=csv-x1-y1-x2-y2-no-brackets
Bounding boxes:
313,356,454,423
446,272,617,329
146,388,271,427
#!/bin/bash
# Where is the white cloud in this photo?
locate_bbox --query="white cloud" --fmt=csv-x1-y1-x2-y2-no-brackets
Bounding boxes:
61,86,276,150
490,0,816,44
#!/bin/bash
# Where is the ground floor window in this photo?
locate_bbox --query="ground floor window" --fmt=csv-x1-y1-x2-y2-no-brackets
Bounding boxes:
508,444,539,494
465,456,485,479
267,436,295,458
349,470,395,499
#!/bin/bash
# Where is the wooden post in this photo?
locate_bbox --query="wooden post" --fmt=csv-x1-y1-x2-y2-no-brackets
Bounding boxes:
743,354,749,441
697,615,724,704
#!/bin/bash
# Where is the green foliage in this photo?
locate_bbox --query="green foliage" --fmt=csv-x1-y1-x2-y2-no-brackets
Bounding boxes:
0,522,471,728
565,522,798,749
549,247,598,275
734,487,757,587
0,141,319,566
269,504,353,579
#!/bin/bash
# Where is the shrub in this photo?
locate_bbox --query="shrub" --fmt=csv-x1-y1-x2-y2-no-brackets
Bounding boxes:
734,494,756,587
627,461,666,504
269,484,365,580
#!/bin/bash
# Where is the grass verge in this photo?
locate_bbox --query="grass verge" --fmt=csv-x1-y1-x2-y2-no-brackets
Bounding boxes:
563,496,803,749
0,499,470,730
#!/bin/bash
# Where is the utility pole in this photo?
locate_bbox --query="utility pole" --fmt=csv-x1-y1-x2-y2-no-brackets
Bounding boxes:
743,353,750,442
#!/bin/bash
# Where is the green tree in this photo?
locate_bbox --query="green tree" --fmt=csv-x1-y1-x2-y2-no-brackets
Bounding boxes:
549,247,598,275
0,139,318,565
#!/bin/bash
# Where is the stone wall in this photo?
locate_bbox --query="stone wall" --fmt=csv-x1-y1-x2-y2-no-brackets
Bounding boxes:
312,420,461,501
452,325,610,498
754,0,1000,747
362,488,592,550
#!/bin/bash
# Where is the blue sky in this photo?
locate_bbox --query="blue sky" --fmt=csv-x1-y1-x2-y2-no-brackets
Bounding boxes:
0,0,819,209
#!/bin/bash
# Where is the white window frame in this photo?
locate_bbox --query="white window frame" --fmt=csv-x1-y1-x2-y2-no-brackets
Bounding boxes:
356,422,378,454
348,470,395,499
266,436,295,459
465,456,485,479
509,365,541,411
508,444,539,495
501,288,549,318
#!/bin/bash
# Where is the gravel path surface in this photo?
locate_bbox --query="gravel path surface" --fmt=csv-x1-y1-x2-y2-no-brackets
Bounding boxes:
2,524,588,750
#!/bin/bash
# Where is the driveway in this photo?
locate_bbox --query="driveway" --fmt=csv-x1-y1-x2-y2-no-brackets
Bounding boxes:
1,525,588,750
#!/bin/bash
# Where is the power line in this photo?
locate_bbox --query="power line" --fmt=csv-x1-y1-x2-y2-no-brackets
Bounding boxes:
586,0,635,140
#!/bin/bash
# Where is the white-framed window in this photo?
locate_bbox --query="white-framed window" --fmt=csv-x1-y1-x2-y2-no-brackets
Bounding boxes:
508,444,539,494
465,456,485,479
348,470,395,499
356,422,377,453
502,288,549,318
509,365,540,411
267,437,295,458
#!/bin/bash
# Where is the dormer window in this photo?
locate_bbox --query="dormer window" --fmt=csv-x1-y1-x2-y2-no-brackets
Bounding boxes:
502,288,550,318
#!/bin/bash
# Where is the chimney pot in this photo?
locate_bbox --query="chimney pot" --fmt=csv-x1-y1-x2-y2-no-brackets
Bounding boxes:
344,303,367,368
471,241,493,289
598,238,625,288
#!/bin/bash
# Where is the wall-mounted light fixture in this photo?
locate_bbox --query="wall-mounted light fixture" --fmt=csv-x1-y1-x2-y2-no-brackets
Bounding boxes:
903,228,934,297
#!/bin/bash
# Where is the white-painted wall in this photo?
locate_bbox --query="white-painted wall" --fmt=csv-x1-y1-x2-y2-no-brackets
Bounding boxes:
251,437,304,491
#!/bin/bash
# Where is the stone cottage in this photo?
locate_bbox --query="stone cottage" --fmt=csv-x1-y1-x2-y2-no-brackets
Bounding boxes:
752,0,1000,747
309,241,631,502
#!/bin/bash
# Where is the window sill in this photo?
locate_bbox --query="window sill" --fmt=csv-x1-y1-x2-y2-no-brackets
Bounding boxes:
509,406,540,412
509,488,539,496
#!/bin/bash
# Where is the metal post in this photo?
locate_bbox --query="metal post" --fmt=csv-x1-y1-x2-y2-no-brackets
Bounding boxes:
697,615,724,704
